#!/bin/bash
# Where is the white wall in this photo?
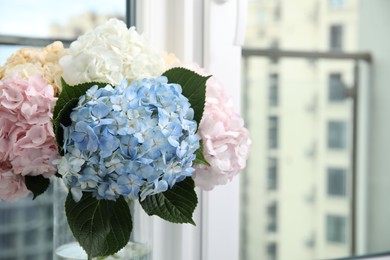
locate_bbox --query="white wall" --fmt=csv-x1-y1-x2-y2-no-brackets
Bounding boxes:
359,0,390,253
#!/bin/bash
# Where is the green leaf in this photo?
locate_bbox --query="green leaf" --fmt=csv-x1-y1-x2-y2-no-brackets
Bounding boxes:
53,79,110,154
53,98,79,154
53,79,109,120
24,175,50,200
140,177,197,225
163,67,210,125
65,192,132,258
194,140,210,166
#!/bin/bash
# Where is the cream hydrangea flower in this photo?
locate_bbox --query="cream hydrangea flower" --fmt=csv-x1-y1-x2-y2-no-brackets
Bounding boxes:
163,52,180,69
0,41,66,95
60,18,165,86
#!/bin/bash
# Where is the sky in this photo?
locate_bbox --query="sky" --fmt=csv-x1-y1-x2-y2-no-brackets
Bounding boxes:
0,0,126,64
0,0,125,36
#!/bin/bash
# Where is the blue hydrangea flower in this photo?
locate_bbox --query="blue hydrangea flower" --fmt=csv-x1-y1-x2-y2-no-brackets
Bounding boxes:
56,77,200,202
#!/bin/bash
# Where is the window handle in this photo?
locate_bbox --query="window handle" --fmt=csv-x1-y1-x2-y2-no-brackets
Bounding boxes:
213,0,248,46
213,0,229,3
234,0,248,46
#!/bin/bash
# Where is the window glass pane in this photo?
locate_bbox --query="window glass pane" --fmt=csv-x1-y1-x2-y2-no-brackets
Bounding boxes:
327,168,347,196
326,215,347,243
269,74,279,106
268,116,278,149
0,207,16,225
330,25,343,51
269,41,279,64
329,0,346,9
267,158,278,190
267,202,277,232
329,73,347,101
0,45,26,65
0,192,54,259
0,0,126,39
327,121,347,149
0,2,128,259
24,229,38,246
0,233,16,249
242,57,354,259
266,242,277,260
24,206,39,222
241,46,354,260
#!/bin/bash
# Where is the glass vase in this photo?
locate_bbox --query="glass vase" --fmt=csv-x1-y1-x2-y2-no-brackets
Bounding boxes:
53,178,153,260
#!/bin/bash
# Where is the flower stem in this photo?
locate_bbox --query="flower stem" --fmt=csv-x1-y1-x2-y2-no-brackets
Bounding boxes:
88,255,92,260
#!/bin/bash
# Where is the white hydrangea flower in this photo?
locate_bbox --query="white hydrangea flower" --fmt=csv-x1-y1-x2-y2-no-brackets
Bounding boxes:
60,18,165,86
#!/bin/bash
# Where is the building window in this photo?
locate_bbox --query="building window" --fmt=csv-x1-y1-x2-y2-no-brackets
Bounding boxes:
270,40,279,64
24,229,38,246
274,4,281,22
24,206,39,222
328,73,347,101
267,158,278,190
329,0,346,9
267,202,277,232
269,74,279,106
327,168,347,196
327,121,347,149
326,215,347,243
269,116,278,149
329,25,343,51
0,208,16,225
0,233,16,249
266,242,277,260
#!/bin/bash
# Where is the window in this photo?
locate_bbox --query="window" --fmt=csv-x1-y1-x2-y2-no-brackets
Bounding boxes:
0,0,126,39
0,233,16,249
269,116,278,149
326,215,347,243
24,230,38,246
327,168,347,196
46,227,53,241
327,121,347,149
328,73,347,101
26,255,38,260
269,74,279,106
46,252,52,260
24,206,39,222
267,202,278,232
270,40,279,64
266,242,277,260
0,208,16,225
267,158,278,190
329,25,343,51
274,3,281,21
329,0,346,9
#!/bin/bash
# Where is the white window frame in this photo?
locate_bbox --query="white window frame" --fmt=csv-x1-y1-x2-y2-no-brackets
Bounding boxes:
136,1,243,260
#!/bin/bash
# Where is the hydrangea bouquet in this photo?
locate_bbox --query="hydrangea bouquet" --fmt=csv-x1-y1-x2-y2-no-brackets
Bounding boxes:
1,18,250,259
0,42,65,201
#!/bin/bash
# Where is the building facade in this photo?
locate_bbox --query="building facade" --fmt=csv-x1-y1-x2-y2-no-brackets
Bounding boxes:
0,192,53,260
241,0,357,259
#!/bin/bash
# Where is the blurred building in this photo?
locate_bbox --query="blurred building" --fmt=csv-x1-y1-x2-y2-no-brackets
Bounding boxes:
0,192,53,260
241,0,357,259
49,12,124,39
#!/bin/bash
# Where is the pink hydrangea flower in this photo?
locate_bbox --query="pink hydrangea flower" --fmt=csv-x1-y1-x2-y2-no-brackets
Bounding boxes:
0,162,29,202
0,118,14,161
0,74,59,201
170,64,251,190
193,76,251,190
